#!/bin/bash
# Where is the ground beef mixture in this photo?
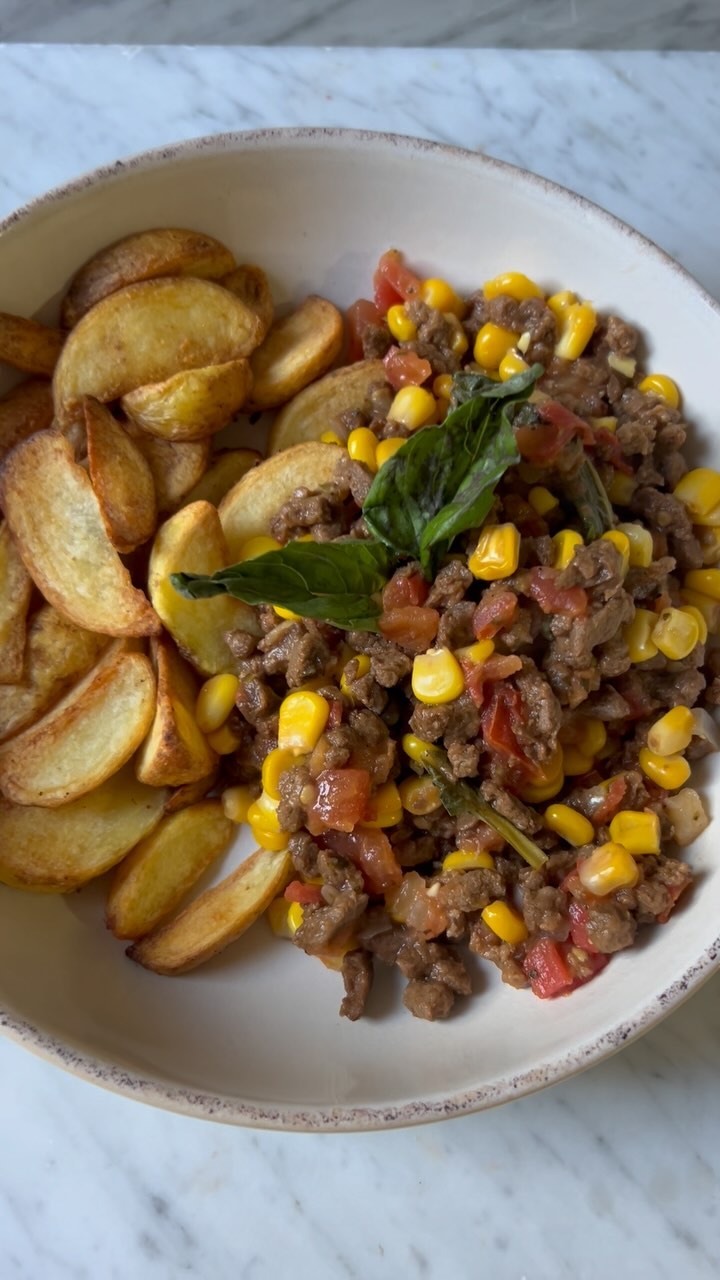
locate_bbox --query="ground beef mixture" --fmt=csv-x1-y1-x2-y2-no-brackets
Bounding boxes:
220,253,715,1021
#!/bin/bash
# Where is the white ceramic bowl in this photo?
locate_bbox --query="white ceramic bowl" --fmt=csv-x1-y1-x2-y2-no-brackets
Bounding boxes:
1,129,719,1131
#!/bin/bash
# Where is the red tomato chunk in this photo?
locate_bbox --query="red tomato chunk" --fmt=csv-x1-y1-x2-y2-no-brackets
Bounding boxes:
373,249,422,312
472,590,518,639
326,828,403,895
346,298,382,363
306,768,371,835
527,567,588,616
383,346,432,389
382,570,429,611
379,606,439,653
284,880,324,906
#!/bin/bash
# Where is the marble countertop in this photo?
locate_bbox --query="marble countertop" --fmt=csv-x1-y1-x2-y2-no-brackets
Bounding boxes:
1,45,719,1280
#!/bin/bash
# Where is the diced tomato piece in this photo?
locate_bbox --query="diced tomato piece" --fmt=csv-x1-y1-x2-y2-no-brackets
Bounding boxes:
383,346,433,390
326,698,343,729
472,590,518,639
386,872,449,938
464,653,523,708
568,900,598,953
373,249,422,312
306,768,371,835
594,427,633,475
326,827,403,895
346,298,383,363
592,775,627,825
480,684,531,769
539,399,596,445
559,867,583,897
379,605,439,654
657,877,692,925
515,421,576,465
284,880,325,906
382,569,429,610
524,937,575,998
527,567,588,616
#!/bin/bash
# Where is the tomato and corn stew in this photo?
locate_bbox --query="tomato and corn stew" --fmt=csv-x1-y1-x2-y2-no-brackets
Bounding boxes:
176,252,718,1020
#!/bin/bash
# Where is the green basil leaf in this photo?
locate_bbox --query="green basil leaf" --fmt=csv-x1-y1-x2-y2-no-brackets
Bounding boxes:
565,458,615,540
170,539,390,631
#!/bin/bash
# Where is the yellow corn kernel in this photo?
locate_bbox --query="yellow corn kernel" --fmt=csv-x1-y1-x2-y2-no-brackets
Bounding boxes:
528,485,559,516
469,522,521,581
638,373,680,410
484,272,543,302
498,349,529,381
473,322,520,371
562,746,594,777
555,301,596,360
679,587,720,634
347,426,378,472
421,277,465,317
340,653,371,698
652,607,700,660
552,528,584,570
674,468,720,525
680,604,708,644
267,897,304,938
589,415,618,432
412,647,465,705
252,825,290,852
221,785,255,824
364,780,403,828
638,747,691,790
623,607,659,663
685,568,720,602
601,529,630,577
578,842,639,896
375,436,405,467
195,673,240,734
247,789,284,833
402,733,432,765
433,373,453,399
444,313,469,357
398,775,441,816
696,525,720,565
609,809,661,856
607,472,636,505
455,638,495,665
481,900,528,945
286,901,304,933
205,722,242,755
435,397,450,421
518,771,565,802
274,606,301,621
278,690,329,754
547,289,576,319
616,522,653,568
443,850,495,872
261,746,298,801
236,535,282,561
543,803,594,847
647,706,694,756
386,303,418,342
320,430,344,446
577,717,607,757
608,353,637,378
388,385,437,430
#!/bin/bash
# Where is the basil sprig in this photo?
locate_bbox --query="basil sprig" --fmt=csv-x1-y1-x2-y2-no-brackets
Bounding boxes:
363,365,542,577
171,539,390,631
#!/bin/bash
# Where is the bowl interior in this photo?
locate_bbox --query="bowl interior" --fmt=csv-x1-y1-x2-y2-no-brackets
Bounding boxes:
1,131,719,1128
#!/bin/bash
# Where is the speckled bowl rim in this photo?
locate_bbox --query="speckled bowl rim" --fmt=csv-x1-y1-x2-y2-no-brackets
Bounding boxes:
1,126,719,1132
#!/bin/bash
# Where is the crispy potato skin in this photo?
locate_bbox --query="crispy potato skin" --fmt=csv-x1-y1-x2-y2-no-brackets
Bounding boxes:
218,441,343,560
247,295,343,411
121,358,252,442
85,398,157,552
0,379,54,461
135,639,217,788
269,359,389,454
0,311,64,376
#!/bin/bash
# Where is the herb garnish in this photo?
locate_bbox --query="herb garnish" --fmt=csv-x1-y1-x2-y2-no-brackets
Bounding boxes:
566,458,615,540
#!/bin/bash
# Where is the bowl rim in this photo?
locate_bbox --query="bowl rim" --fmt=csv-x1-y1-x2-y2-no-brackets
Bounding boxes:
1,124,719,1132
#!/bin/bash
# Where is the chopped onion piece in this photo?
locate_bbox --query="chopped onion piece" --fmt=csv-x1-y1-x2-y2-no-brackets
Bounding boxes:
665,788,710,847
690,708,720,751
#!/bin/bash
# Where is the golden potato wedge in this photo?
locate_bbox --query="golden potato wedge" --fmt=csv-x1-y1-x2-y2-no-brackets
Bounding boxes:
269,359,389,454
0,311,64,376
0,641,155,807
164,766,219,814
0,605,109,744
129,847,292,974
218,441,343,560
121,358,252,442
0,764,168,893
149,500,259,675
248,296,344,411
0,523,32,684
135,639,217,787
222,265,274,344
53,277,263,429
106,800,235,939
180,448,261,509
61,227,237,328
0,378,54,461
132,432,210,512
85,398,157,552
0,430,160,636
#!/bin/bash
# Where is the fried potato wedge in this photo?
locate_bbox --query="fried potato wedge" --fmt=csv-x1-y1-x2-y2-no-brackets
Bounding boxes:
85,398,157,552
0,605,109,744
163,766,219,814
269,359,389,454
0,523,32,684
106,800,234,939
248,295,343,411
0,642,155,807
129,847,292,974
218,441,343,560
54,277,263,429
61,227,237,328
0,311,64,376
132,432,211,512
0,764,168,893
180,448,260,509
149,500,259,675
135,639,217,787
0,378,54,461
0,431,160,636
121,358,252,442
222,265,274,344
